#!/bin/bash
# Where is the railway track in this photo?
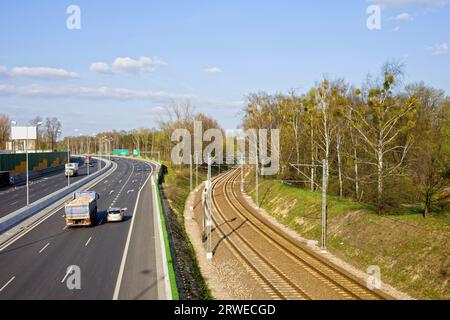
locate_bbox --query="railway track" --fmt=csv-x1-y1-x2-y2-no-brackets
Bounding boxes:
208,168,391,300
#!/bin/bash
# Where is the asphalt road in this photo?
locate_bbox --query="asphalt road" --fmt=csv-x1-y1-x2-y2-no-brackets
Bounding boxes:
0,157,161,300
0,158,102,218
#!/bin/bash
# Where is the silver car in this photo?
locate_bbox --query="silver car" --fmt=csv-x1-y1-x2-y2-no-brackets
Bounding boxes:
107,208,125,222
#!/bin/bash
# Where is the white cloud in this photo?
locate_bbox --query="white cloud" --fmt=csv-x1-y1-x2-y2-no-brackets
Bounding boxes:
90,62,111,74
204,67,223,74
391,12,414,20
151,106,167,113
0,65,78,80
112,56,166,73
90,56,166,75
369,0,449,7
427,42,449,55
0,84,193,101
393,26,401,31
0,65,8,76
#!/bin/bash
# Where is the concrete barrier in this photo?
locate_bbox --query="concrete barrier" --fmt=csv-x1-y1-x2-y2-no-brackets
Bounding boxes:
0,157,113,234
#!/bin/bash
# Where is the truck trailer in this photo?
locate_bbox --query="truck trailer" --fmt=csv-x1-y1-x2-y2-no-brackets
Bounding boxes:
65,191,99,227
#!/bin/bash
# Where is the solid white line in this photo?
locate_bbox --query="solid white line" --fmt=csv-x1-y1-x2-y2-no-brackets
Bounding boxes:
152,174,172,300
0,276,15,292
85,237,92,247
0,160,117,253
38,243,50,253
113,163,152,300
61,266,73,283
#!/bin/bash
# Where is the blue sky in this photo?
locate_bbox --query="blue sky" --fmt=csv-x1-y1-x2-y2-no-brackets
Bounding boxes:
0,0,449,136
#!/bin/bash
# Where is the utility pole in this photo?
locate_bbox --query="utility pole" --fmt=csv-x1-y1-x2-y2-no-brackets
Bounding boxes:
240,153,244,192
321,159,328,253
289,160,328,253
87,136,90,176
26,130,29,207
206,156,213,259
195,151,199,191
255,142,259,208
189,153,193,191
67,137,70,187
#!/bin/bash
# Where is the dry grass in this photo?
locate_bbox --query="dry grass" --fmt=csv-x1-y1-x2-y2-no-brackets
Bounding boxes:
245,171,450,300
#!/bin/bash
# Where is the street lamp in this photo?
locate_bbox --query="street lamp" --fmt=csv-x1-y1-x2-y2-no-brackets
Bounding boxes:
13,121,32,206
35,121,43,153
10,121,17,153
103,136,112,161
86,135,90,176
80,133,90,176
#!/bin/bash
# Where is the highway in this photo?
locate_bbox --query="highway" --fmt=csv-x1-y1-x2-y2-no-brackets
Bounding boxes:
0,158,101,218
0,157,163,300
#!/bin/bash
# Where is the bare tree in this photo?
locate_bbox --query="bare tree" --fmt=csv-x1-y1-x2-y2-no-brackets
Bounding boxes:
0,114,11,149
349,71,417,213
30,116,43,151
45,117,62,151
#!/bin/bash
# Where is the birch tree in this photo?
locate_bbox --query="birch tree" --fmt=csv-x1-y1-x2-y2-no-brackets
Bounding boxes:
349,72,417,213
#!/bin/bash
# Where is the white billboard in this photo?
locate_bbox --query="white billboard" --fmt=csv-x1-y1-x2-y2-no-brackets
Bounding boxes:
11,126,37,140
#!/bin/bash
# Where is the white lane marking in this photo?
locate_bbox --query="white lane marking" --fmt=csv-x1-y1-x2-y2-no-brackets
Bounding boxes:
0,160,118,254
104,180,108,184
109,190,115,195
127,189,134,194
38,243,50,254
63,226,67,230
0,276,15,292
85,237,92,247
61,266,73,283
113,162,152,300
152,174,172,300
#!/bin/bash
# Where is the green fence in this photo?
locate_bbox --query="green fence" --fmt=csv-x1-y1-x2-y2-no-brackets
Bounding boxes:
0,152,68,174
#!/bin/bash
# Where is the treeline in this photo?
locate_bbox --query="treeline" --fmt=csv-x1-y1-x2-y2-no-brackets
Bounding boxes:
242,63,450,216
61,101,221,162
0,114,62,151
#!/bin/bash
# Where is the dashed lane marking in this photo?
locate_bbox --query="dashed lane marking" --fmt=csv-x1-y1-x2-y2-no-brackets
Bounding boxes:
61,266,73,283
0,276,15,293
38,243,50,254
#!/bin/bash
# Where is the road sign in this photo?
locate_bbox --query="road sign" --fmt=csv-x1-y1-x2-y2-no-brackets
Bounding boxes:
113,149,130,156
11,126,37,140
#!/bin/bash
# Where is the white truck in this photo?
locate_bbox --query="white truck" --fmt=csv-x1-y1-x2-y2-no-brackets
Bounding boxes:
65,191,99,227
65,163,79,177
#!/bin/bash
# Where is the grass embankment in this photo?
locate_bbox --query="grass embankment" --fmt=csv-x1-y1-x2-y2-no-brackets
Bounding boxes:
245,171,449,300
160,162,212,300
